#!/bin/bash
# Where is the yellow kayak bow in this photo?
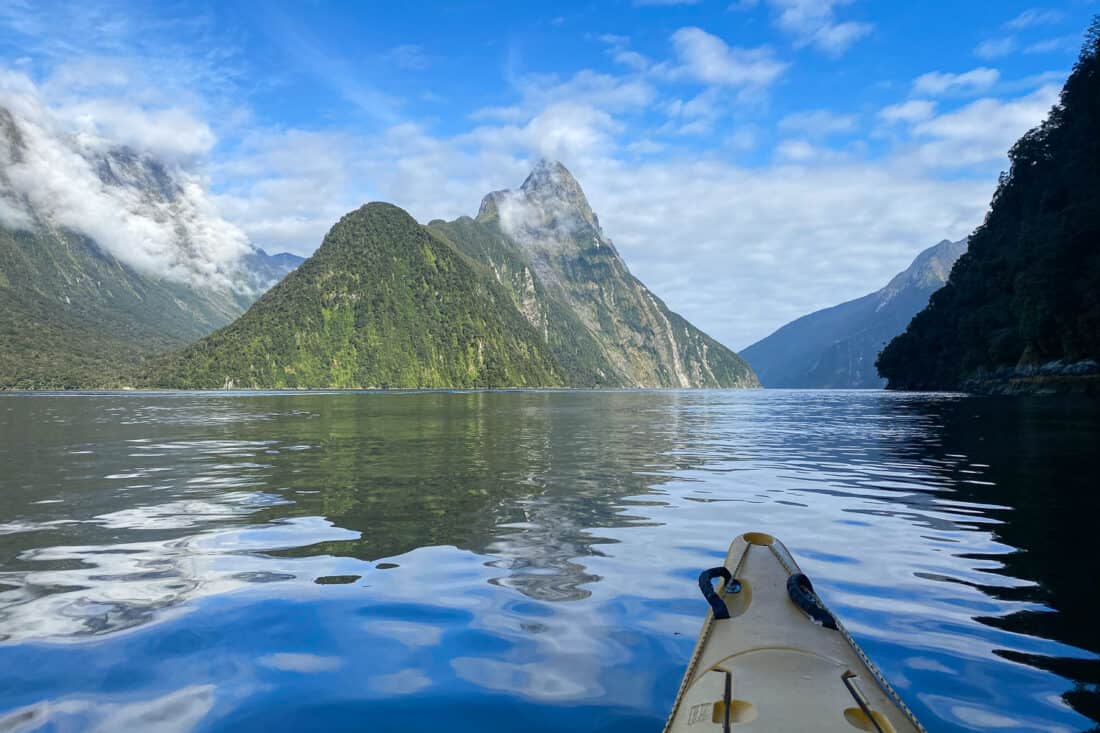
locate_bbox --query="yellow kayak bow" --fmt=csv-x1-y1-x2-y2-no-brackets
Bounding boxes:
664,532,925,733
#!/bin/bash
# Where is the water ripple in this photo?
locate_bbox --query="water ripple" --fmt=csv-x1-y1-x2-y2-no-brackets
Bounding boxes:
0,390,1096,732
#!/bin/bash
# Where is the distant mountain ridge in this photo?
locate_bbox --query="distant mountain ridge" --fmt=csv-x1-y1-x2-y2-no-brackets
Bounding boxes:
742,238,967,388
149,161,758,389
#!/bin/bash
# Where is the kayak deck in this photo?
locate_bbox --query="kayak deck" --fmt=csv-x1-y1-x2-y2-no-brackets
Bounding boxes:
664,532,924,732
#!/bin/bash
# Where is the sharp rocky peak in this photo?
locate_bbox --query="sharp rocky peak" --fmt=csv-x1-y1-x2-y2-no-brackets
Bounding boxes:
477,159,600,236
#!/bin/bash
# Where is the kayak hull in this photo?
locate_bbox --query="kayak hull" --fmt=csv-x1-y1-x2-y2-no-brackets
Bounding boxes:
664,532,924,733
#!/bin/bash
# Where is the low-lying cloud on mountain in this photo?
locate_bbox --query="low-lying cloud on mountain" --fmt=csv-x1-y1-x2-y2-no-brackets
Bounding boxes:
0,70,250,291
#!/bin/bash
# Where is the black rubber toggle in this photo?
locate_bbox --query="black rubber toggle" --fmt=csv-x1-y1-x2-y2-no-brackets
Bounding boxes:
699,566,741,620
786,572,838,630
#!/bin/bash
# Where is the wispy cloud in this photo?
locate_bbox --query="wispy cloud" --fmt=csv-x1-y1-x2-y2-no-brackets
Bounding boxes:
599,34,651,71
913,67,999,96
972,9,1069,61
974,37,1017,60
879,99,936,124
779,109,857,137
665,27,787,88
1005,8,1065,31
763,0,872,56
906,84,1060,168
259,9,401,125
1024,35,1079,55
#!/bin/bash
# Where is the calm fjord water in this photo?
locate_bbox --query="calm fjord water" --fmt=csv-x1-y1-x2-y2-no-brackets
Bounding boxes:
0,390,1097,732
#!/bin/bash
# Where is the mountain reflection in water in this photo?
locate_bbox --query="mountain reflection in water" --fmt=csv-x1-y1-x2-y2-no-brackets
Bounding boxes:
0,390,1097,732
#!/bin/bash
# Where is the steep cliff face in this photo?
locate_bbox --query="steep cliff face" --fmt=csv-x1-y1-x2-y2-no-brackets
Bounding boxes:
0,106,300,388
743,238,967,388
879,23,1100,391
465,160,758,388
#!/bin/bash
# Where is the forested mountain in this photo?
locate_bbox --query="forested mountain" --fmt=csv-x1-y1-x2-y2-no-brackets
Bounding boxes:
434,161,758,388
149,162,758,390
0,106,301,389
878,22,1100,391
4,91,752,393
742,238,966,388
148,203,564,389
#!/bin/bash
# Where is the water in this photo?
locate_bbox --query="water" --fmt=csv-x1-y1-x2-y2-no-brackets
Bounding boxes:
0,390,1097,733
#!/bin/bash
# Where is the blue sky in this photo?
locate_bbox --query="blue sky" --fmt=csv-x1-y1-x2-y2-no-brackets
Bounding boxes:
0,0,1096,349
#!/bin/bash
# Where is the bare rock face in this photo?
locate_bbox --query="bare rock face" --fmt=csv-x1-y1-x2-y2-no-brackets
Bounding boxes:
454,159,757,388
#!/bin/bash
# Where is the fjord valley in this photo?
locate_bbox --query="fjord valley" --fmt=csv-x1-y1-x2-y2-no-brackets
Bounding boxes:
742,238,967,388
3,3,1100,733
1,94,754,390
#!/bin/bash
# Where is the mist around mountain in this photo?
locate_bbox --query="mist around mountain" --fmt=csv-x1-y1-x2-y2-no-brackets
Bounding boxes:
148,162,759,390
742,238,967,388
878,23,1100,393
0,104,301,389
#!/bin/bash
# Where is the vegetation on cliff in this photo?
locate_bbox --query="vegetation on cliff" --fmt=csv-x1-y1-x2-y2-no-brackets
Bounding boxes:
148,203,564,389
878,20,1100,390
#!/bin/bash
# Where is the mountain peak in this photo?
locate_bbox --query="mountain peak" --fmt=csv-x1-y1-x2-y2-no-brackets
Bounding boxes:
477,159,600,237
519,159,591,215
881,237,967,297
521,159,575,190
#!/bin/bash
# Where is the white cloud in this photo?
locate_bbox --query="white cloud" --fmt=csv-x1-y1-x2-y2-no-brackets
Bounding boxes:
599,34,651,71
908,84,1060,168
879,99,936,124
974,37,1017,60
779,109,857,136
60,101,215,160
578,159,987,348
516,70,656,112
775,138,816,161
0,70,252,289
1025,36,1078,55
912,67,1000,95
667,27,787,88
764,0,872,55
1005,8,1065,30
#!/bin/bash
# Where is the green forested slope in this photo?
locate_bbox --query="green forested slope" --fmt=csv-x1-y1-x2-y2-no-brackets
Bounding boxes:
148,203,564,389
0,224,247,389
878,21,1100,390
